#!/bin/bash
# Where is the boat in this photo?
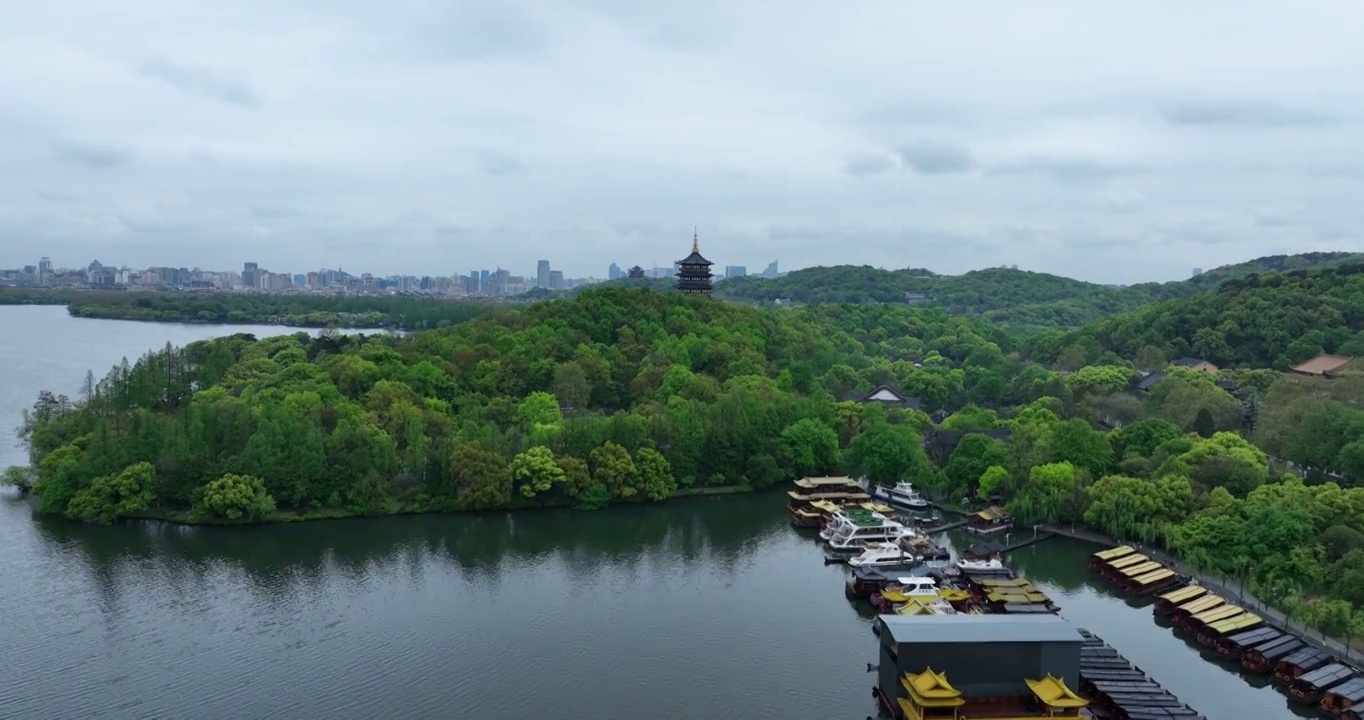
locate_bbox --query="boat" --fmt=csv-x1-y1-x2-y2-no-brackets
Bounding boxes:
826,521,919,558
859,478,931,510
848,542,921,568
956,557,1012,576
871,576,946,612
1214,625,1281,660
966,505,1013,535
1153,584,1206,616
792,475,860,491
1087,544,1135,570
1321,678,1364,718
1289,662,1356,705
1196,612,1262,647
1241,634,1304,673
819,507,892,542
1274,647,1333,685
844,564,924,600
1123,566,1181,595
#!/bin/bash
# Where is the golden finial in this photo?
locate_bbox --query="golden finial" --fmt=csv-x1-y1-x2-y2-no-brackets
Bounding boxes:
692,226,699,254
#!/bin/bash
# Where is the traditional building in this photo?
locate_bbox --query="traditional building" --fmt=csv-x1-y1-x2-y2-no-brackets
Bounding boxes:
675,228,714,295
627,265,646,279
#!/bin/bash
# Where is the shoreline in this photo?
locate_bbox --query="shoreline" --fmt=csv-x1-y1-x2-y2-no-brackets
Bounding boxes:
119,484,759,528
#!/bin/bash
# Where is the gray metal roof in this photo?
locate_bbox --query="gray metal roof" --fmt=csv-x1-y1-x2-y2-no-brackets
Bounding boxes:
878,613,1085,644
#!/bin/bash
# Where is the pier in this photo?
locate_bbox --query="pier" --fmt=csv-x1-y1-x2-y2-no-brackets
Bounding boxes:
1078,629,1206,719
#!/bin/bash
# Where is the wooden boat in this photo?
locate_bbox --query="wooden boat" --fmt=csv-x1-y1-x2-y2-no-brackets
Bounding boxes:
1107,559,1163,586
1099,552,1150,580
1124,566,1181,595
1088,544,1135,570
1169,594,1224,624
1153,584,1206,616
1321,677,1364,717
788,505,823,528
1215,625,1281,660
1196,612,1262,647
1274,647,1334,684
1179,603,1243,634
1289,663,1356,704
1241,634,1304,673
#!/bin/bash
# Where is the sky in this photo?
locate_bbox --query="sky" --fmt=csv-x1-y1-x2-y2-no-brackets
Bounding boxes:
3,1,1363,283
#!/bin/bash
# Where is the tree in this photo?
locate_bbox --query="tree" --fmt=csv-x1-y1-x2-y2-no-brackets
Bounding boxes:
944,434,1010,496
1008,461,1083,524
508,446,566,499
847,424,933,486
590,441,638,499
977,465,1011,501
449,444,510,510
780,418,841,477
555,455,593,499
1135,345,1167,371
1035,419,1113,479
194,473,276,521
1193,408,1216,439
1,465,33,494
634,447,676,501
66,462,157,524
552,362,590,409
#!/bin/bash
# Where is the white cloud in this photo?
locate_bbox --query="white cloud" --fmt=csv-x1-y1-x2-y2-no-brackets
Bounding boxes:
1,0,1362,283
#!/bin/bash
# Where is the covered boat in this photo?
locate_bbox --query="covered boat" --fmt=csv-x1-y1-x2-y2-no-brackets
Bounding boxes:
1124,566,1180,595
966,505,1013,535
1215,625,1281,659
1241,633,1304,673
1154,584,1206,616
844,564,922,600
1322,677,1364,717
1169,594,1225,624
1107,559,1163,587
1088,544,1135,570
1289,662,1356,704
1179,603,1244,634
789,505,823,528
956,557,1012,576
1274,646,1334,684
792,475,860,491
1197,612,1262,647
1099,552,1150,579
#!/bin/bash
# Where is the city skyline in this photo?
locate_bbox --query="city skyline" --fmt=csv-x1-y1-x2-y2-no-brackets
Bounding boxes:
6,4,1363,285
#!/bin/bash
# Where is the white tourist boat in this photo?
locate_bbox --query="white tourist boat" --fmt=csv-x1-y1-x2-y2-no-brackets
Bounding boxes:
819,507,891,542
847,542,921,568
956,557,1012,575
825,517,919,555
858,478,931,510
885,576,959,615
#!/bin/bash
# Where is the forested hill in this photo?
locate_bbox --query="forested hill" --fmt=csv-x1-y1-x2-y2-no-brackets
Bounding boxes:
1034,263,1364,369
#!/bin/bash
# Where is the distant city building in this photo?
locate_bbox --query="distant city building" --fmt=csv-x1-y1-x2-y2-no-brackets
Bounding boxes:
242,262,258,290
549,270,564,290
675,228,714,295
1192,268,1203,277
38,256,53,286
627,265,645,279
724,265,747,279
537,259,551,288
608,263,622,280
762,260,779,278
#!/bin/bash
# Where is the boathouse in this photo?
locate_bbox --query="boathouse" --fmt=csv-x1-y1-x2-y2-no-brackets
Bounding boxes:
873,614,1087,717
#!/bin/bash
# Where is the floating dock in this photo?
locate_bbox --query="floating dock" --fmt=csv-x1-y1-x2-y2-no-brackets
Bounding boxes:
1078,629,1206,719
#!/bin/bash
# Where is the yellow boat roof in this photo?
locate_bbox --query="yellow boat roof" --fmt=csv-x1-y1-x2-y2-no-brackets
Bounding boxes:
1118,560,1163,577
1209,613,1261,634
988,591,1049,603
1158,584,1205,604
793,475,857,489
902,668,964,703
1192,604,1243,624
1107,553,1149,569
976,577,1031,587
1131,567,1176,586
1093,545,1135,561
1176,595,1224,614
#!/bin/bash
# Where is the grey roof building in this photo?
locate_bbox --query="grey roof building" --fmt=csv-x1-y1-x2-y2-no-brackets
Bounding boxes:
874,614,1085,702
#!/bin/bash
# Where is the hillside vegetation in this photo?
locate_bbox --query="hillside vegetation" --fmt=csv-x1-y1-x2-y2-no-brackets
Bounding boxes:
1038,264,1364,369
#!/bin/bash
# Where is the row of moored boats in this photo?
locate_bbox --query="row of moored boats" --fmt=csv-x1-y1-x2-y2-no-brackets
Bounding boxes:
1093,544,1364,719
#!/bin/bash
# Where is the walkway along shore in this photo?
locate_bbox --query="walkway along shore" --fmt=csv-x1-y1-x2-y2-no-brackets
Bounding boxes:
1042,523,1364,661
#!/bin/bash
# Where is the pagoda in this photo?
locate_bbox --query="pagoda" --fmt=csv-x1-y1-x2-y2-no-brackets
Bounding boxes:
675,227,714,295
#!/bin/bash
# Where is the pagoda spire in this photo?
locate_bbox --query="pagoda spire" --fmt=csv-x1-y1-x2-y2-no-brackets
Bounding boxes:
692,226,699,254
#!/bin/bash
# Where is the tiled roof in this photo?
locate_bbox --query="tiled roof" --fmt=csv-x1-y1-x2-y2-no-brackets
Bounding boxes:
1292,354,1353,376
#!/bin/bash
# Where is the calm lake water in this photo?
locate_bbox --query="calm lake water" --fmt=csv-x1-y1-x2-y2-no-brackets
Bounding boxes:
0,306,1314,720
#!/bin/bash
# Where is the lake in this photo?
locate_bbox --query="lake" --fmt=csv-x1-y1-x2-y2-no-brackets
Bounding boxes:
0,306,1315,720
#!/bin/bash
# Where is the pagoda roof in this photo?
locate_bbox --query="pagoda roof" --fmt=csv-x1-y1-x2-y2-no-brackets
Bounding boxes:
902,668,964,705
677,251,713,266
1026,674,1088,708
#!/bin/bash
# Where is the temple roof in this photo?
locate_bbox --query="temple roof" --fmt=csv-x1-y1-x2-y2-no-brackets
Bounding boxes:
678,227,713,266
1026,674,1088,708
903,668,964,704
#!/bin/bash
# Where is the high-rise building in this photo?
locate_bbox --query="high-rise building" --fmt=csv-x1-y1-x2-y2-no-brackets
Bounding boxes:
480,269,490,288
1192,268,1203,277
38,256,53,286
763,260,779,278
608,263,621,280
468,269,481,294
549,270,564,290
537,260,551,288
724,265,747,279
242,262,259,290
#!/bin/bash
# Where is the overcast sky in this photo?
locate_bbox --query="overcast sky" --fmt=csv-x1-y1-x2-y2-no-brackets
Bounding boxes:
3,1,1362,282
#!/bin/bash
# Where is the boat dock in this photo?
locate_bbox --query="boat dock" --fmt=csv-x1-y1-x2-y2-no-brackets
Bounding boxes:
1088,542,1364,717
1078,629,1206,719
